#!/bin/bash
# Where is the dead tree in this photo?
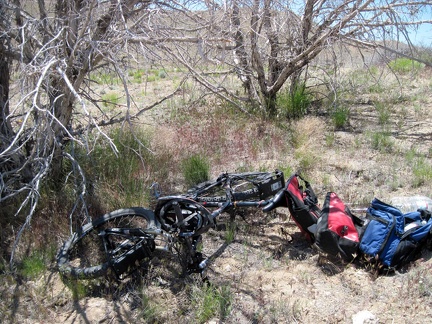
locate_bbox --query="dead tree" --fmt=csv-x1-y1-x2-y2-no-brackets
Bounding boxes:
147,0,432,116
0,0,185,263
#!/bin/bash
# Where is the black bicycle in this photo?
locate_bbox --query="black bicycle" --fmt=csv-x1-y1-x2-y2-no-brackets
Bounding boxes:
57,170,285,280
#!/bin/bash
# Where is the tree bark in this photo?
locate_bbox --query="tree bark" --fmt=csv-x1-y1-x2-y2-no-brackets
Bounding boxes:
0,0,12,139
0,45,12,138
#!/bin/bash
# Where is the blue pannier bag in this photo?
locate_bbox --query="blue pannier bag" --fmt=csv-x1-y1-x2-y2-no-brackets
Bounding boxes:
359,198,432,270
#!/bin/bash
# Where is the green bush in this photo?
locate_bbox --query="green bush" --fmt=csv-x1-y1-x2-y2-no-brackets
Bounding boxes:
158,69,167,78
182,154,210,188
370,131,393,153
101,92,120,110
277,83,311,119
331,104,350,129
406,150,432,187
388,58,424,74
374,101,391,125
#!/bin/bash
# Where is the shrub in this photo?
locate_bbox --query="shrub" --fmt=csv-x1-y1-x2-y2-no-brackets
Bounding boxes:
408,153,432,187
374,101,391,125
331,104,350,129
66,127,170,210
182,154,210,188
158,69,167,78
277,83,311,119
388,58,424,74
101,92,120,110
370,131,393,153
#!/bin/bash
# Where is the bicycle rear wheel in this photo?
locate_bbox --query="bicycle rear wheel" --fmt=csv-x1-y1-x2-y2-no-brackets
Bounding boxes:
57,208,157,279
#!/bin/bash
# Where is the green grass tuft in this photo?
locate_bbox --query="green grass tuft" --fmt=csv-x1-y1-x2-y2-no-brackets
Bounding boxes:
191,283,232,323
182,154,210,188
101,92,120,110
277,83,312,119
18,246,56,279
20,253,45,279
331,104,350,129
388,58,424,74
369,131,393,153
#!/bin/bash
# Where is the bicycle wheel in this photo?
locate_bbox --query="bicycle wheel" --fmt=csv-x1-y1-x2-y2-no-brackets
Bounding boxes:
57,207,158,279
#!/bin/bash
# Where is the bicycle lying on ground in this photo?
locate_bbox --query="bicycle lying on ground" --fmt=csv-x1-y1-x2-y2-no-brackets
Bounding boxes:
57,170,286,280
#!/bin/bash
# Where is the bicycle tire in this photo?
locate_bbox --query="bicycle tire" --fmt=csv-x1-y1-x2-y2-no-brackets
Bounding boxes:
57,207,157,279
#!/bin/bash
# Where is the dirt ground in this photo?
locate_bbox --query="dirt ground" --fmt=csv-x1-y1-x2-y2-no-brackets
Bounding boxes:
5,210,432,323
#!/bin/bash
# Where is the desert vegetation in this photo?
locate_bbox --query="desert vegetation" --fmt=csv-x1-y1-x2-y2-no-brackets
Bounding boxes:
1,0,432,323
1,54,432,323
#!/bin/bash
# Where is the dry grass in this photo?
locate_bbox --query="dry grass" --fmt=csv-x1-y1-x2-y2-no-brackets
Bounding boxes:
1,65,432,323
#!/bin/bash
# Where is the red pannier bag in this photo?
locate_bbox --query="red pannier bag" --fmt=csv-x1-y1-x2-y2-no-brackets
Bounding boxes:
314,192,364,261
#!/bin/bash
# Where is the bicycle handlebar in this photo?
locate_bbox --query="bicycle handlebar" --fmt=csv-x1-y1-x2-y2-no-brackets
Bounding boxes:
262,188,287,212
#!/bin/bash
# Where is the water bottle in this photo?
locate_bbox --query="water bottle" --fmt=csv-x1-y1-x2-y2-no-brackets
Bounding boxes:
389,196,432,213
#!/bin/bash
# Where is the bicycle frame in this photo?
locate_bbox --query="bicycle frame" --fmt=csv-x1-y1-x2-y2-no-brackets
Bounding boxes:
58,170,288,280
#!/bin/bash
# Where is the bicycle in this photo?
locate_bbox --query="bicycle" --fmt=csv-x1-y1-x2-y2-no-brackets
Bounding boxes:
57,170,285,280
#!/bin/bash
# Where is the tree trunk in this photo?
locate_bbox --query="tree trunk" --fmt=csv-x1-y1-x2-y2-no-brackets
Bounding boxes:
0,40,12,139
49,84,74,184
265,91,277,117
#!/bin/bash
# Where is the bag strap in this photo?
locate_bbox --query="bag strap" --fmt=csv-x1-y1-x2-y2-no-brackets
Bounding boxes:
419,209,432,222
345,205,365,227
296,173,319,206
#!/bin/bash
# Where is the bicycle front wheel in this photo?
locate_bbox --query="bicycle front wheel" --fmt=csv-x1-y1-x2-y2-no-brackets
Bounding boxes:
57,207,157,279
